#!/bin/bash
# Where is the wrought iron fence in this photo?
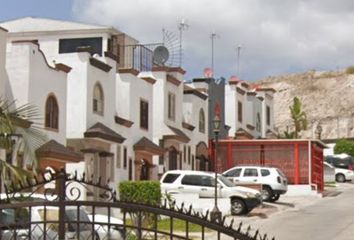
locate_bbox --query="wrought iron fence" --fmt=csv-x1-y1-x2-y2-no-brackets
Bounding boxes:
0,170,274,240
118,44,155,72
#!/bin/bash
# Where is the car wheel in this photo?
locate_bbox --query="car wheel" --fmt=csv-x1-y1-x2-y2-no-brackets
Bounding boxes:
230,198,246,215
336,173,346,183
269,194,280,202
261,186,273,202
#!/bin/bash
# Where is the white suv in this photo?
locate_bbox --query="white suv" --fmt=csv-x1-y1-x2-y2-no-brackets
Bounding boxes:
223,166,288,202
160,170,262,215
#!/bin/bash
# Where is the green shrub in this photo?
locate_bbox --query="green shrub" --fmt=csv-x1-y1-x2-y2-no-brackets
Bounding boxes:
334,139,354,156
346,66,354,74
119,180,161,206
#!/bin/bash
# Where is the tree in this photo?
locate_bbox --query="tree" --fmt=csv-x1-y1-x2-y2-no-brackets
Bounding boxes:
334,139,354,156
289,97,307,139
0,98,47,185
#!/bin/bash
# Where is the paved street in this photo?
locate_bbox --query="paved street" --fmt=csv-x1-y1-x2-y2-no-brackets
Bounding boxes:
234,183,354,240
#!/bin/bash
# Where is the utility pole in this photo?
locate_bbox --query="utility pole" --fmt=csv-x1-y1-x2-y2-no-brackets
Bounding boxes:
178,19,189,67
211,33,218,77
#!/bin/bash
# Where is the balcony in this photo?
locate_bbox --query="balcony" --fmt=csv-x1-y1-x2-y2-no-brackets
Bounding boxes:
118,44,155,73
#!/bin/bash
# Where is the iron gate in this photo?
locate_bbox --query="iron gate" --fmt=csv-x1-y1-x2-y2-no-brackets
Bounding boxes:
0,170,274,240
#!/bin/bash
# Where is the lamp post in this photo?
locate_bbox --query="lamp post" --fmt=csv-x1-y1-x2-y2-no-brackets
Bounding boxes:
211,115,221,222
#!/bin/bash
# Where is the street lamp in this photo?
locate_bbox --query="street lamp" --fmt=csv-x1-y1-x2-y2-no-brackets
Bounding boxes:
211,115,221,222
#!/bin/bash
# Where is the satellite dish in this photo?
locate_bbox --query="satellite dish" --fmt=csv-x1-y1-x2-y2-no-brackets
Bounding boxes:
153,45,169,65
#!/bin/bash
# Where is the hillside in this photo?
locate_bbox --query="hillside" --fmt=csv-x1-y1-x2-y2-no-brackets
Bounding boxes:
256,70,354,140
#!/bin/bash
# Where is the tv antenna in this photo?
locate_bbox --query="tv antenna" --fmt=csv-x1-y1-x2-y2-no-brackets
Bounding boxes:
178,19,189,67
162,28,179,67
211,32,219,77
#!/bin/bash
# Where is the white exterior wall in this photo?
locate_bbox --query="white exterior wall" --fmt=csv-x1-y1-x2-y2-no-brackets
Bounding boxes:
86,58,116,131
0,28,7,96
236,89,247,132
225,85,237,136
258,91,275,137
182,92,208,170
6,42,68,144
245,95,255,135
151,71,167,143
55,53,89,138
114,72,155,181
253,97,263,138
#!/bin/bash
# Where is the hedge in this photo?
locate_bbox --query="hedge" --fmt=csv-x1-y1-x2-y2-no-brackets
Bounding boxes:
118,180,161,206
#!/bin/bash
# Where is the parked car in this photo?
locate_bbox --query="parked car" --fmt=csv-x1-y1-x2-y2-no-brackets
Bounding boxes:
87,214,125,240
323,162,335,183
160,170,262,215
0,194,125,240
223,166,288,202
324,162,354,182
0,206,94,240
325,154,354,170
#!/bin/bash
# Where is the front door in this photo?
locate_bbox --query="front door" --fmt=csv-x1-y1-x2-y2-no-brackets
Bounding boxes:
168,147,178,170
140,159,149,180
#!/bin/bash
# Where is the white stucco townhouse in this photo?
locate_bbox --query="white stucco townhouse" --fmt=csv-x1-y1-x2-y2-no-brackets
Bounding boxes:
225,77,275,139
182,84,209,171
1,17,126,191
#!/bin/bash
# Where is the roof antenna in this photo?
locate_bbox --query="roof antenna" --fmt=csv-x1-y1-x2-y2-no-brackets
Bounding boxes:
178,19,189,67
211,32,220,78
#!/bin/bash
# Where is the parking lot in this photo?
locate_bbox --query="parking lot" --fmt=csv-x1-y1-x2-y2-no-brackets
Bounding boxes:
224,182,354,240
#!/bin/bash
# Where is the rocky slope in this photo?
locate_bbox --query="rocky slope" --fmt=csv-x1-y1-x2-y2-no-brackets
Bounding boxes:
256,70,354,140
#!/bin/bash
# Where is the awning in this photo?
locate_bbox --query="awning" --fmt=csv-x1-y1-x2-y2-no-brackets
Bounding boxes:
84,122,125,143
133,137,165,155
163,125,190,143
36,140,82,162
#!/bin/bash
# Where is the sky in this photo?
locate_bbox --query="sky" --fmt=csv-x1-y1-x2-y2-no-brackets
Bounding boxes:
2,0,354,82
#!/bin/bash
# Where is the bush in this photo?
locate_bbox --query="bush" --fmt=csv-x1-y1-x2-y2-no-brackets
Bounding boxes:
119,180,161,206
346,66,354,74
334,139,354,156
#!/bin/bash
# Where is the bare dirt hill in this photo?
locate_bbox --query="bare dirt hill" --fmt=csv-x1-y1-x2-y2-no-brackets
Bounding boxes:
256,70,354,140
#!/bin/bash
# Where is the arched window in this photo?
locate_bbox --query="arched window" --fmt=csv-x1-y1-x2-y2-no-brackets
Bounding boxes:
199,109,205,133
93,83,104,115
45,95,59,129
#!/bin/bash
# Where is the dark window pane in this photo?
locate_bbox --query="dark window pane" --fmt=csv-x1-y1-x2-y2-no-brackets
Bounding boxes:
162,174,180,183
225,168,242,177
140,100,148,129
59,37,102,55
238,101,243,123
243,168,258,177
261,169,270,176
181,175,202,186
200,176,214,187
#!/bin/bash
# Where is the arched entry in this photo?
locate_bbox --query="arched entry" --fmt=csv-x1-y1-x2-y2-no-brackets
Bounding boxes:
196,142,209,171
168,146,178,170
